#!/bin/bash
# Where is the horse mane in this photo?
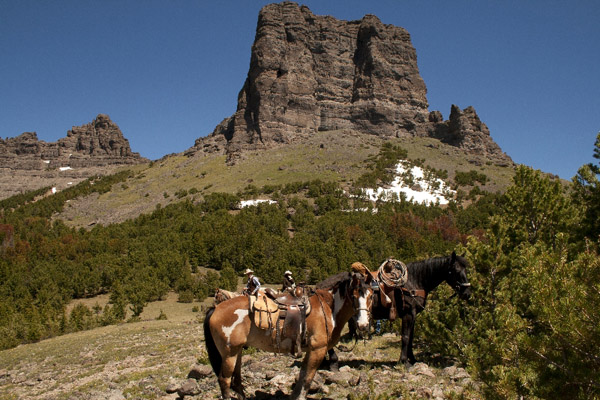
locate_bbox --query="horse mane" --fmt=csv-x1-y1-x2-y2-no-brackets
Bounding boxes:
406,255,451,284
315,271,351,290
407,255,450,269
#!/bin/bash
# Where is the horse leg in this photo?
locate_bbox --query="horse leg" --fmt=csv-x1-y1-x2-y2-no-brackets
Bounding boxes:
327,348,339,371
231,351,245,400
218,352,243,400
400,313,414,367
291,347,327,400
407,319,417,365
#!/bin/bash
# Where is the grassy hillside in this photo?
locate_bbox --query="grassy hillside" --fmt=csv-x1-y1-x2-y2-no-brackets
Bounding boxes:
0,293,207,400
56,131,515,229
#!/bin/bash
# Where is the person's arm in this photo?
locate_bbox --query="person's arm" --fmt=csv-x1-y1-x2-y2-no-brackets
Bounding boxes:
252,277,260,295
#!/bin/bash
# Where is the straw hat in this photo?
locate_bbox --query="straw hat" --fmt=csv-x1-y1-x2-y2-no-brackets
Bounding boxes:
244,269,254,275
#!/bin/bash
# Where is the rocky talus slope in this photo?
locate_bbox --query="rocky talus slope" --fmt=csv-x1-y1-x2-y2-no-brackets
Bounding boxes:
167,334,480,400
0,295,482,400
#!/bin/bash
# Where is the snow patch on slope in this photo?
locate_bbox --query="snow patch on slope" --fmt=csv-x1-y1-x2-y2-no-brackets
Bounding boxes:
363,163,455,205
239,199,277,208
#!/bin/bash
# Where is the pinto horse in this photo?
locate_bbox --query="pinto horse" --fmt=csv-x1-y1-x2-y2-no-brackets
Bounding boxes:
341,252,472,366
204,272,373,400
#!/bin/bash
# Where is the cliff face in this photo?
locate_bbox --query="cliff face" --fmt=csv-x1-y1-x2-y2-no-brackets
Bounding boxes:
0,114,145,169
191,2,511,166
0,114,147,199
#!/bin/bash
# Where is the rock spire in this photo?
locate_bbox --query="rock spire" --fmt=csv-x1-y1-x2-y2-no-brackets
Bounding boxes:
191,2,512,166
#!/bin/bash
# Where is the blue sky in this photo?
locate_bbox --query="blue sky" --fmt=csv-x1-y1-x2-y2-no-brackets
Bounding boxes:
1,1,598,180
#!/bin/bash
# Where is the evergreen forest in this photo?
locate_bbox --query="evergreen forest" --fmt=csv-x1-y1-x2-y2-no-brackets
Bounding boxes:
1,135,599,399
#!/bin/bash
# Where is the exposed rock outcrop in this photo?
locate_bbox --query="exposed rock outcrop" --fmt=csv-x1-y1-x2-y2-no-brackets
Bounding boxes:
190,2,512,167
0,114,147,199
428,105,512,165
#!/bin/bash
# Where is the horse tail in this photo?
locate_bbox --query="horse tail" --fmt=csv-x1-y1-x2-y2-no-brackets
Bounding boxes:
203,306,222,376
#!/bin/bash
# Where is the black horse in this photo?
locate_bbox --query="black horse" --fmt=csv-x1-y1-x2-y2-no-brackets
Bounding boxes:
330,252,472,367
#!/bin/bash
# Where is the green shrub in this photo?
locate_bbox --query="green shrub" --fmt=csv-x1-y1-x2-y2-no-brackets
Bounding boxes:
178,290,194,303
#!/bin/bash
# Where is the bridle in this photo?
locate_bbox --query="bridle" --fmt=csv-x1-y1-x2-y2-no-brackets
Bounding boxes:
320,275,373,344
345,277,373,345
447,260,471,298
348,277,373,328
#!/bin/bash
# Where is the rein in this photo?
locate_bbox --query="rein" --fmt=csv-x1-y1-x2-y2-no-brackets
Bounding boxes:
315,291,331,343
335,281,371,353
447,282,471,299
336,333,362,353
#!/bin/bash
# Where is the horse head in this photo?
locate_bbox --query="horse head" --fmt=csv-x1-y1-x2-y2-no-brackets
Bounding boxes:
446,251,472,300
214,288,225,304
349,272,374,332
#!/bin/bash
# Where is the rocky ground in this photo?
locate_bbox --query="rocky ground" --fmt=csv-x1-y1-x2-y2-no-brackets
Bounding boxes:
167,334,480,400
0,296,482,400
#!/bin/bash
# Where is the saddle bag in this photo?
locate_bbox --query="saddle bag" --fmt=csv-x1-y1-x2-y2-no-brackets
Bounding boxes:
249,293,279,330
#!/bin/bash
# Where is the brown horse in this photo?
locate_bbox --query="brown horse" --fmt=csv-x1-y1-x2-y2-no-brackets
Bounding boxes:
204,272,373,400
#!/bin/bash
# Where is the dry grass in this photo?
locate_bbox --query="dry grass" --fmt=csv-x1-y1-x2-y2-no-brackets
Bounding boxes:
56,131,515,229
0,293,210,400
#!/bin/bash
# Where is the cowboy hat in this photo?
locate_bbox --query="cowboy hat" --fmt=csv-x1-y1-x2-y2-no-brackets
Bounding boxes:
284,270,292,276
244,269,254,275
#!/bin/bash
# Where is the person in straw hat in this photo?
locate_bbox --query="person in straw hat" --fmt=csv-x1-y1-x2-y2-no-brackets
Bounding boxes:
281,270,296,293
244,268,261,296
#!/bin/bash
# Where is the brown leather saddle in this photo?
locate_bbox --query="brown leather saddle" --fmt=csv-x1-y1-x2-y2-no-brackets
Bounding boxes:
250,288,312,356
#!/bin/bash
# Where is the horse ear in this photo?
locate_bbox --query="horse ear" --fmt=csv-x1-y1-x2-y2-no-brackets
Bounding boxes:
451,251,456,262
351,272,366,287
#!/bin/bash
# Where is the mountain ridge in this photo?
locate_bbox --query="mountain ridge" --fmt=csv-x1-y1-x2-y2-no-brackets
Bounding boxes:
188,2,512,168
1,2,516,218
0,114,147,200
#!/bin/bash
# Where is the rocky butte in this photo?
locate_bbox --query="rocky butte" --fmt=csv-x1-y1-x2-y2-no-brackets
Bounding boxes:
0,114,147,200
189,2,513,167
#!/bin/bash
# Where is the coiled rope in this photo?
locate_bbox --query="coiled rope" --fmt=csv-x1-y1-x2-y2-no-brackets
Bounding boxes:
377,258,408,288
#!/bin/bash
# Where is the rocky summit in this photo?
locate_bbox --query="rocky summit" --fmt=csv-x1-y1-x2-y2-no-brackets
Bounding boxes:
190,2,512,166
0,114,147,200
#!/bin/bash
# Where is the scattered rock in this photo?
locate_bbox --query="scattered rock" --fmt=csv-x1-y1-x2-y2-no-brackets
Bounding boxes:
177,378,201,397
186,364,212,380
308,372,324,393
412,362,436,378
165,382,179,394
321,369,355,386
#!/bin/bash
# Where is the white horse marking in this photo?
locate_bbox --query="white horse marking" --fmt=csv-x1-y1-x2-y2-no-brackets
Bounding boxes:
222,309,248,345
331,289,346,329
356,295,369,329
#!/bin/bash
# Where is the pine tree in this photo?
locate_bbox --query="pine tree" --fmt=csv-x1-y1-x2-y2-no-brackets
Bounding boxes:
572,132,600,241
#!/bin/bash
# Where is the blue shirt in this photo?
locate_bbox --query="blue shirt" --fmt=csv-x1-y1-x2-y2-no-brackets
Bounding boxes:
246,275,261,295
